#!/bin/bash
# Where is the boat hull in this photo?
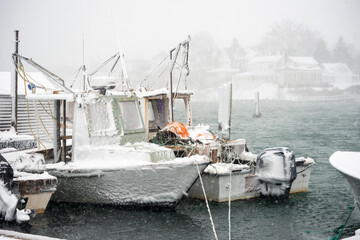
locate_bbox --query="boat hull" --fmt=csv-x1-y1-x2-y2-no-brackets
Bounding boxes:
337,171,360,209
188,162,313,202
290,164,313,194
49,162,208,208
330,151,360,209
13,173,57,213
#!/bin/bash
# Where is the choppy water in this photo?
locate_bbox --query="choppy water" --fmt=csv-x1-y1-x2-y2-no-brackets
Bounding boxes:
4,100,360,239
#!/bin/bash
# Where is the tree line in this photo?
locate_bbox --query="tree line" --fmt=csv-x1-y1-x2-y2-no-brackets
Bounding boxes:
190,19,360,74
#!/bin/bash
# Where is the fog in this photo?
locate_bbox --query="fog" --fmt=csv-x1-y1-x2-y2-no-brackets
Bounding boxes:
1,0,359,99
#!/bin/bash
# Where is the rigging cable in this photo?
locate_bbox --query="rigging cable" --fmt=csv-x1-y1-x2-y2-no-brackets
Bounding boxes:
139,54,170,90
173,47,188,101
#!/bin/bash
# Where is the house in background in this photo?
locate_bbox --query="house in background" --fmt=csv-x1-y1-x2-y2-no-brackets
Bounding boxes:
232,55,283,86
231,55,323,99
232,55,322,87
322,63,360,89
278,57,323,88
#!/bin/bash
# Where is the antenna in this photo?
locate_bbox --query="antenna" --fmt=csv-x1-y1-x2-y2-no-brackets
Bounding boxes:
82,32,87,91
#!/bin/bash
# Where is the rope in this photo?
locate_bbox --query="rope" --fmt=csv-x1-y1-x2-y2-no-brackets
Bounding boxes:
15,61,48,158
297,162,315,174
19,65,54,142
330,205,355,240
172,51,187,101
38,100,56,121
228,160,234,240
195,161,218,240
147,61,171,90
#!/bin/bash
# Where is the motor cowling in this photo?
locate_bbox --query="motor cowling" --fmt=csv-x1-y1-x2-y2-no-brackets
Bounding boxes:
256,147,297,200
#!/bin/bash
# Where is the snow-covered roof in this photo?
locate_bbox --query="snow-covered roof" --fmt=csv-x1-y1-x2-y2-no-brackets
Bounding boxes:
280,65,321,71
288,57,318,66
0,71,63,95
233,70,275,77
135,87,192,98
248,55,283,64
322,63,352,74
207,67,239,73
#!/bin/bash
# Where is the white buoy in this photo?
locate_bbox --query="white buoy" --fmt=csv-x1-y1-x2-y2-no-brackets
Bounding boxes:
253,91,262,118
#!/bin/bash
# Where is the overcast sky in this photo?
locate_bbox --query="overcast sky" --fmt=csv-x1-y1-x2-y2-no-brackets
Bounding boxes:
1,0,359,79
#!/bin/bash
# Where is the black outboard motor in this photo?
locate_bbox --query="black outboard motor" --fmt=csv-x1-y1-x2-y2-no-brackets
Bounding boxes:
256,147,297,200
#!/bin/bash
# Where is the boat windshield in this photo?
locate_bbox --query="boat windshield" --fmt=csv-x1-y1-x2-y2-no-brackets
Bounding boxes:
85,100,118,136
118,101,143,130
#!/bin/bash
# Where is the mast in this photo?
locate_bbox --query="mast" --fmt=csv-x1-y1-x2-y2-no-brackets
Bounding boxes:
82,33,86,91
11,30,19,131
168,37,191,123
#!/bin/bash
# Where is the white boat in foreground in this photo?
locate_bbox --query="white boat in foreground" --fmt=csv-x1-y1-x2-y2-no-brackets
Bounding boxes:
330,151,360,208
12,86,208,208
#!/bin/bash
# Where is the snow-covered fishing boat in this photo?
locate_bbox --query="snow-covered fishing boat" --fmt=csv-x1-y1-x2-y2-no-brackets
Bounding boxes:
138,38,315,201
43,92,208,207
330,151,360,208
8,52,209,208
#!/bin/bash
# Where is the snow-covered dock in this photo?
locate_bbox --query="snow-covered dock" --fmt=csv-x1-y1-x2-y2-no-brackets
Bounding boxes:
0,230,64,240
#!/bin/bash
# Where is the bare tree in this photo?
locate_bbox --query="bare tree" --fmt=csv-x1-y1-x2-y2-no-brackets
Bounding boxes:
190,31,220,69
225,38,246,68
257,19,322,56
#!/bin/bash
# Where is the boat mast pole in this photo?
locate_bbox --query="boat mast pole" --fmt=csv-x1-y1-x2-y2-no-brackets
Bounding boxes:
82,33,86,91
11,30,19,131
168,37,191,123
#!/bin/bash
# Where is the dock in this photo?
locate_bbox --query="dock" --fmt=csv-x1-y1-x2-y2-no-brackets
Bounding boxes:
0,230,64,240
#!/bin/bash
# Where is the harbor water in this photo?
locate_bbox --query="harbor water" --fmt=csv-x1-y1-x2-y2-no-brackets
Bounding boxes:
3,100,360,239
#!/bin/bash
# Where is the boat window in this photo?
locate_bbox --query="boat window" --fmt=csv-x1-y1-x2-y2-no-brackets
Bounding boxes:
118,101,143,130
173,99,187,123
148,102,155,121
85,100,117,136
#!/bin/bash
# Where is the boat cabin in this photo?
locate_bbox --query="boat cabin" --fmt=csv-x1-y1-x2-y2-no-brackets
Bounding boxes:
73,93,146,153
139,90,192,140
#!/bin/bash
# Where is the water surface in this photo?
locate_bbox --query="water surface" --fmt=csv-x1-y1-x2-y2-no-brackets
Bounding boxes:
6,100,360,239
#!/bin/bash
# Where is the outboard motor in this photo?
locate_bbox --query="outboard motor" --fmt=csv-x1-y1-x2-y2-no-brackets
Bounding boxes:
0,154,36,223
256,147,296,200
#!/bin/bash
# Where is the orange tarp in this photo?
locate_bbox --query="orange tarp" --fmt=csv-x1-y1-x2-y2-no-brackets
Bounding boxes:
165,121,189,139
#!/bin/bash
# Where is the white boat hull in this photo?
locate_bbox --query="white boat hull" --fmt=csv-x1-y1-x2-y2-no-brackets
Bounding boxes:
290,164,313,194
341,172,360,208
188,170,260,202
188,162,313,202
330,151,360,209
49,162,208,208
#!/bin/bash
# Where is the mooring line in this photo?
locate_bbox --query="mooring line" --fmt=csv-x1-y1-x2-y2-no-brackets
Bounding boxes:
195,162,218,240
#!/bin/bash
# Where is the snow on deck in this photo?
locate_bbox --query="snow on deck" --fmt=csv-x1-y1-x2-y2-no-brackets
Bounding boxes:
0,128,34,141
14,171,57,181
204,162,250,175
45,150,208,172
135,87,192,98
